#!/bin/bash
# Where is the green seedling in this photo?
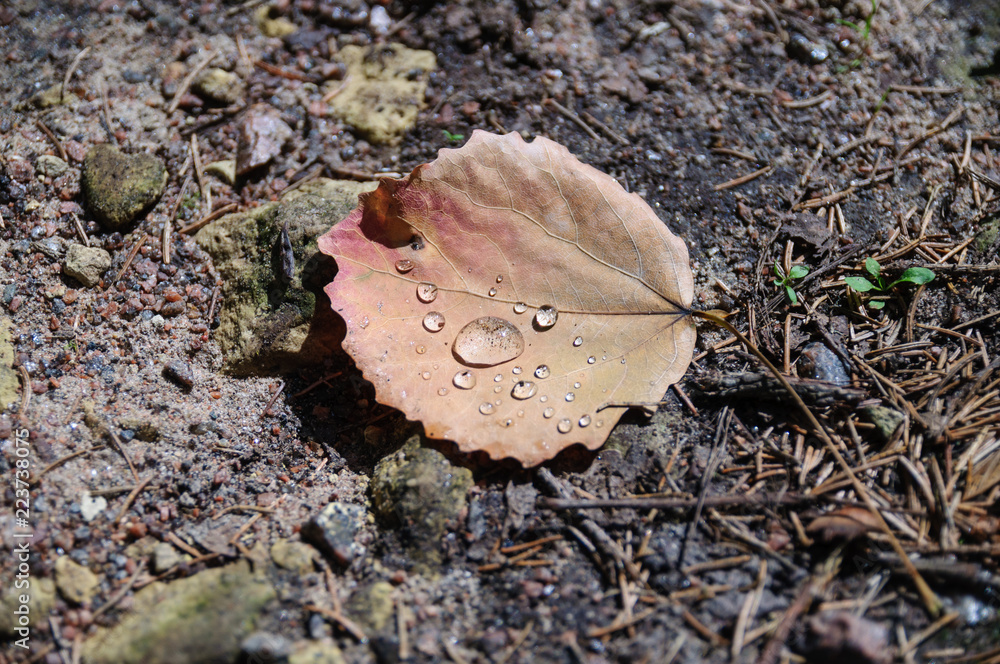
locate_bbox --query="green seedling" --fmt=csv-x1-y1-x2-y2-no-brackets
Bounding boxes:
843,257,934,309
773,261,810,305
442,129,464,142
836,0,880,44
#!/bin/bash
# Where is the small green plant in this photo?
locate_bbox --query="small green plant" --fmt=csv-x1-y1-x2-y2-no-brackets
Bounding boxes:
442,129,464,142
843,257,935,309
836,0,880,44
773,261,810,305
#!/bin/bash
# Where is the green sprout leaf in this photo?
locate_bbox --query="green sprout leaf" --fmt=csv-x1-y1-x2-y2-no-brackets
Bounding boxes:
442,129,465,142
863,257,881,279
786,284,798,305
844,276,876,292
890,267,935,287
868,300,886,310
788,265,810,280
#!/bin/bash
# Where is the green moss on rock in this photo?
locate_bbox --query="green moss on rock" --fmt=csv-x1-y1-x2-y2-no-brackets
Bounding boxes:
81,145,167,231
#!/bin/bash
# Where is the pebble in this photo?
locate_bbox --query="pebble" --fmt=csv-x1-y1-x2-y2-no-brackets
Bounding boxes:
63,244,112,288
193,68,244,105
236,105,293,176
37,154,69,177
300,502,365,567
81,144,167,231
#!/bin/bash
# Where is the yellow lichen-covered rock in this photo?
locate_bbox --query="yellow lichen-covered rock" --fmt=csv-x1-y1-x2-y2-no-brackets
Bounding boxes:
327,43,436,144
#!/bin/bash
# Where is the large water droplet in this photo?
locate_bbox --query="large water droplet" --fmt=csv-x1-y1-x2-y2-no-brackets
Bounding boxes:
496,275,503,283
452,316,525,367
534,305,558,329
578,415,591,427
479,402,495,415
358,316,370,329
573,382,581,389
573,336,583,347
557,419,572,433
511,381,537,400
395,258,414,273
494,374,503,382
416,282,438,303
512,366,522,375
421,371,431,380
488,287,497,297
415,345,426,355
543,407,555,419
453,370,476,389
587,356,595,364
565,392,575,402
423,312,445,332
534,365,551,379
513,302,528,314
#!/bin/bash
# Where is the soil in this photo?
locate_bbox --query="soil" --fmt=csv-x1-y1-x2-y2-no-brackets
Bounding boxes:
1,1,1000,663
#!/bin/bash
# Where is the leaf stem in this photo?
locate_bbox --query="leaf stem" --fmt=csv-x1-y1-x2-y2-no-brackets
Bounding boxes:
692,308,943,617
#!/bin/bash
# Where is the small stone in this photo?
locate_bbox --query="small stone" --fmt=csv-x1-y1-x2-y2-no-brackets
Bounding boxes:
255,4,297,37
797,342,850,386
160,300,185,317
193,68,243,105
270,539,316,575
80,492,108,522
55,556,100,604
151,542,184,574
81,144,167,231
34,237,67,260
37,154,69,177
162,361,195,390
289,640,346,664
236,105,293,176
0,578,55,635
241,632,292,663
63,244,111,288
205,160,236,185
346,582,395,634
861,405,905,444
300,502,365,567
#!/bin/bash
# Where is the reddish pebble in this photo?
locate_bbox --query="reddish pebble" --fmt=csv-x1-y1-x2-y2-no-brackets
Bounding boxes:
8,296,22,312
63,289,79,304
127,521,147,539
164,290,182,302
209,391,221,399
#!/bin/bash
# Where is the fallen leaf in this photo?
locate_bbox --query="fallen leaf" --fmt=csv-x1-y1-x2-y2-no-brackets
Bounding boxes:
318,130,695,465
805,506,881,543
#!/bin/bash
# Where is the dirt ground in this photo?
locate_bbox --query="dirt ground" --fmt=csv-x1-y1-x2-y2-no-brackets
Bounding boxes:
1,0,1000,662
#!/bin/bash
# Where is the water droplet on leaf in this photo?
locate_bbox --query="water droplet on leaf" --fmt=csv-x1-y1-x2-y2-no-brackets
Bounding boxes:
416,283,438,303
578,415,591,427
423,311,445,332
395,258,414,273
452,317,525,367
534,305,558,329
496,275,503,283
587,356,595,364
437,387,448,396
511,381,537,400
573,336,583,347
359,316,370,329
421,371,431,380
573,382,581,389
479,402,495,415
488,287,497,297
415,345,426,355
543,407,555,419
534,365,551,379
512,366,522,375
565,392,575,402
513,302,528,314
494,374,503,382
539,395,548,403
557,419,572,433
453,371,476,389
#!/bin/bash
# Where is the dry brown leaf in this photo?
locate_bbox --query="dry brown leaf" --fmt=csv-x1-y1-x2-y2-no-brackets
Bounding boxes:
805,506,881,543
318,130,695,465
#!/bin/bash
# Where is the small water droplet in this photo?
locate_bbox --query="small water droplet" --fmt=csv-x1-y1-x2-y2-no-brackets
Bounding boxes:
415,345,426,355
479,402,495,415
513,302,528,314
495,399,502,406
494,374,503,382
557,418,572,433
573,336,583,347
565,392,575,402
578,415,591,427
534,305,558,329
421,371,431,380
358,316,370,329
395,258,414,273
511,380,537,400
573,382,581,389
493,385,502,393
416,282,438,303
452,316,525,367
496,275,503,283
502,419,513,427
596,419,604,428
517,410,524,418
453,370,476,389
423,312,445,332
488,287,498,297
437,387,449,396
512,366,522,375
587,356,595,364
539,395,548,403
534,365,551,379
602,355,608,361
543,407,555,419
621,358,626,364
